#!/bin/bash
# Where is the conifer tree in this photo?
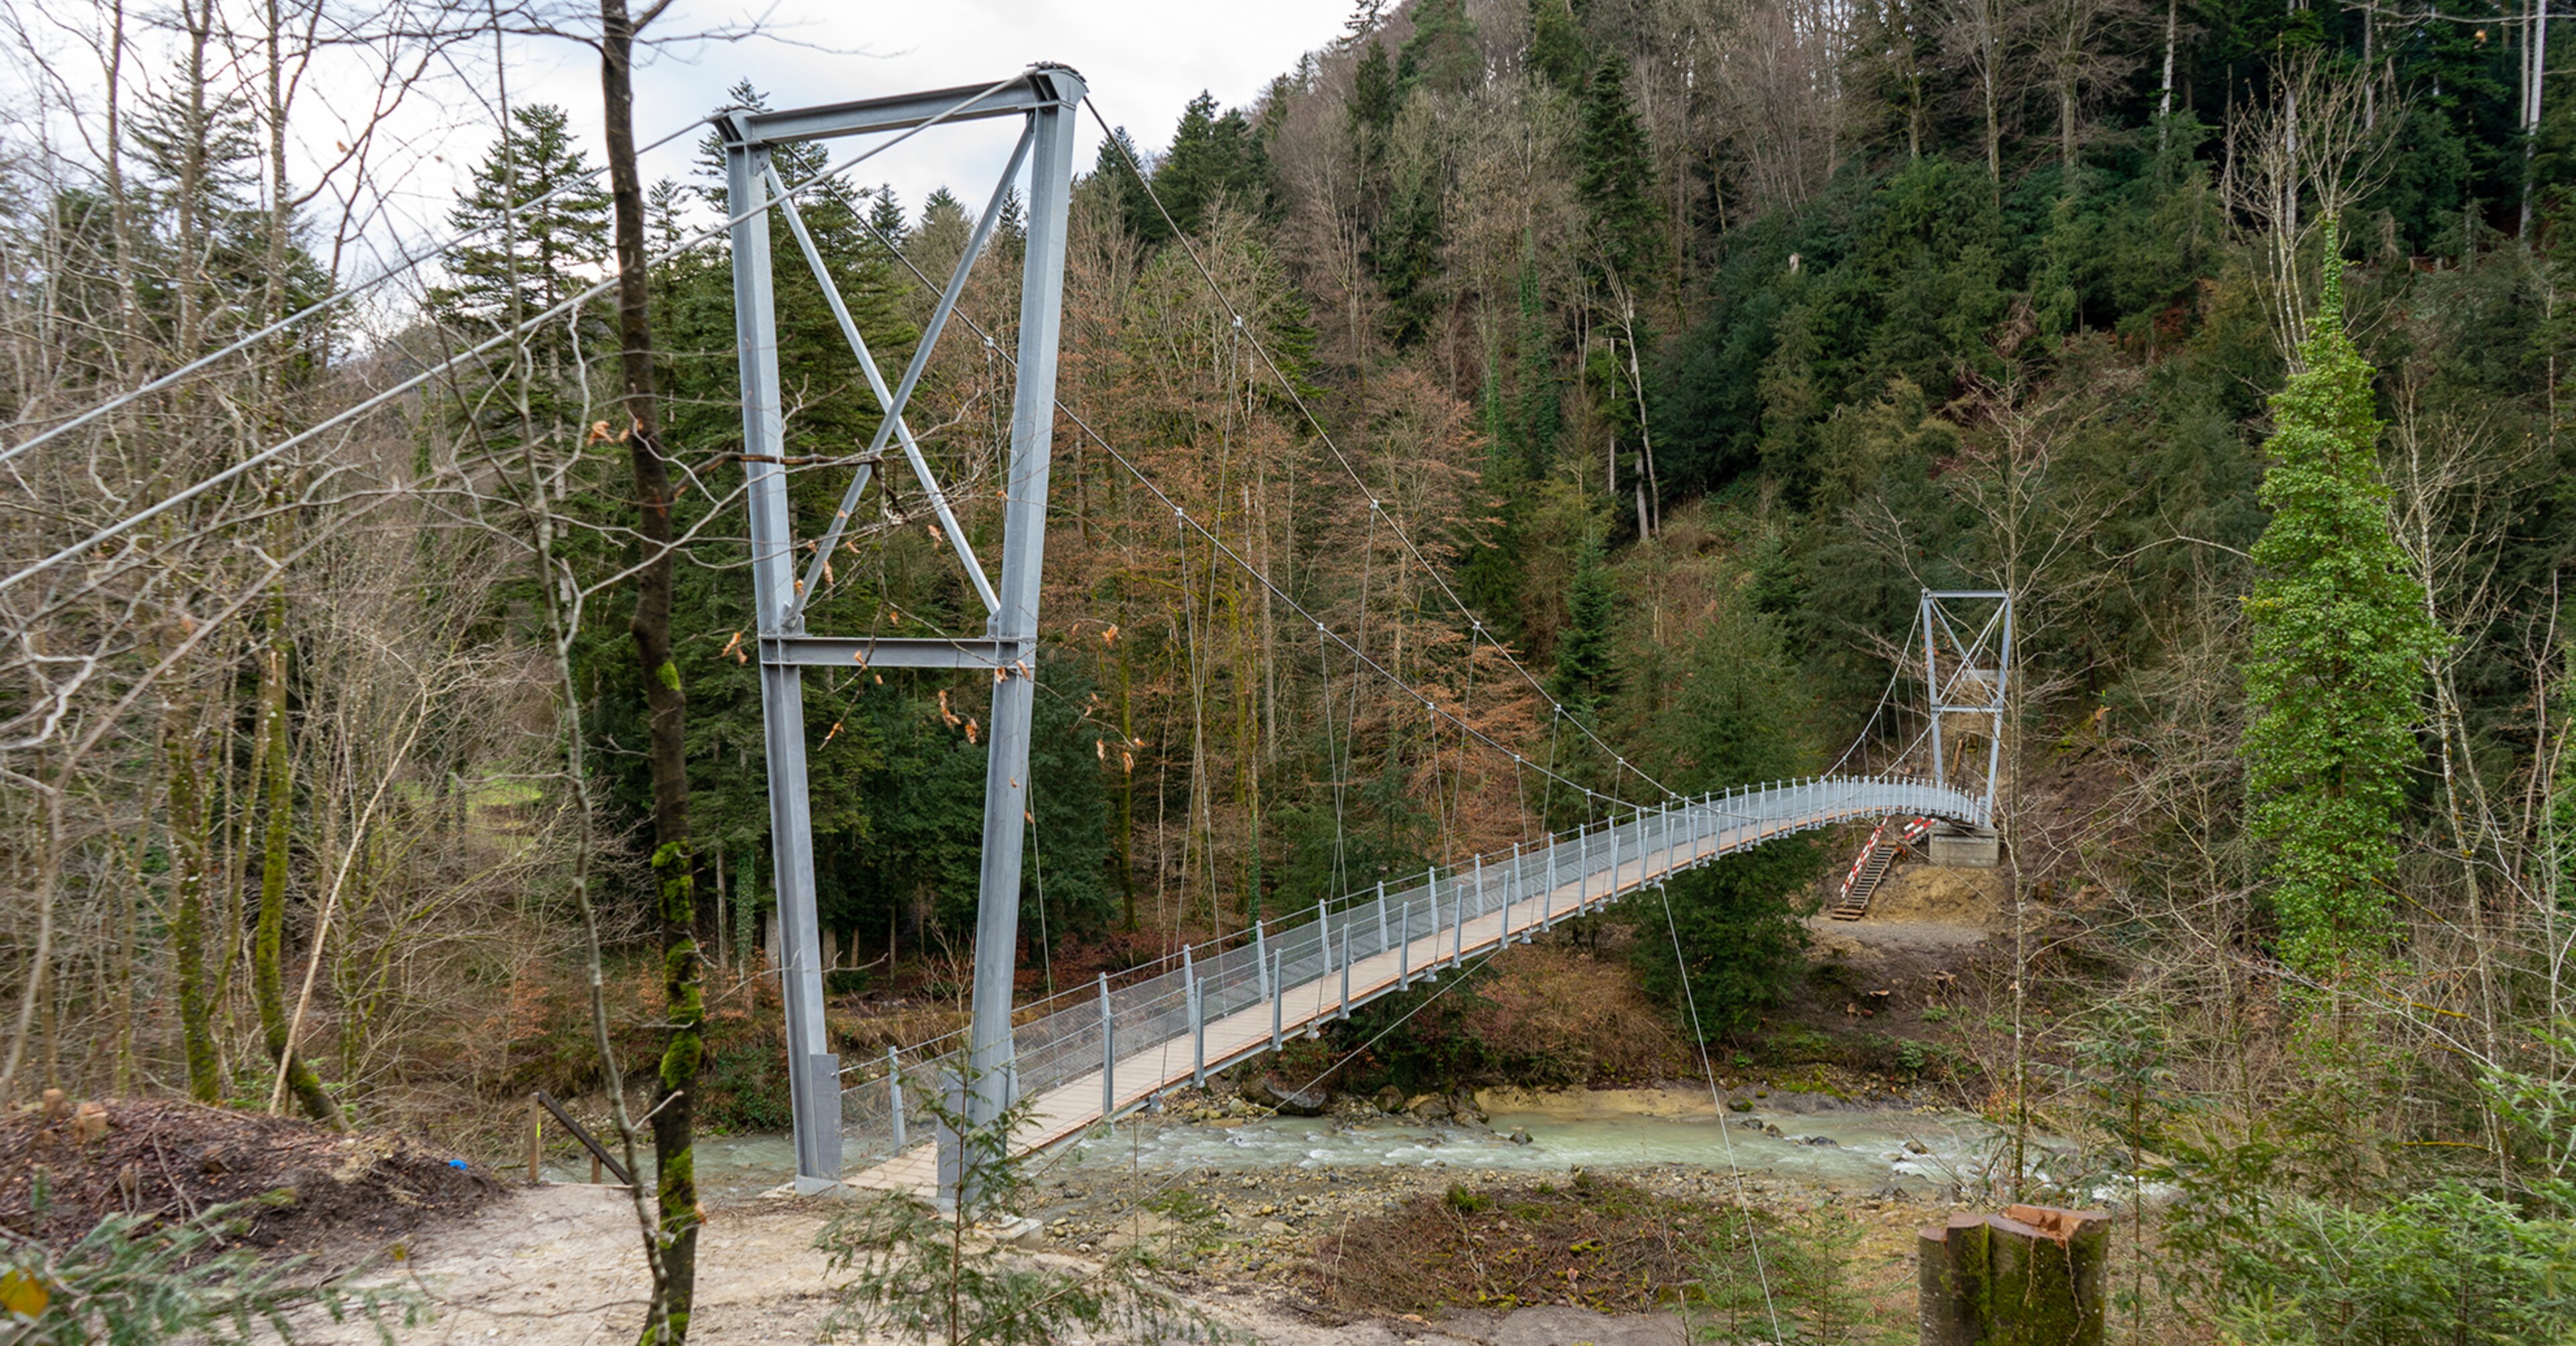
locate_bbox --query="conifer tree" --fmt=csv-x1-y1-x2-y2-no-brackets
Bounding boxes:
431,104,609,337
1529,0,1588,92
428,103,610,431
1089,126,1158,240
1552,533,1618,716
866,187,909,251
2241,229,2438,978
1150,93,1271,240
1576,54,1661,287
1397,0,1483,94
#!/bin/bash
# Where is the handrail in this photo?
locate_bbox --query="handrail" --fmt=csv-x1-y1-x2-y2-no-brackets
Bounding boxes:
832,772,1987,1177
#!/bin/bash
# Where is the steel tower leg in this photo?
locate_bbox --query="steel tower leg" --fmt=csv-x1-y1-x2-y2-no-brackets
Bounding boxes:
962,70,1085,1200
728,138,842,1194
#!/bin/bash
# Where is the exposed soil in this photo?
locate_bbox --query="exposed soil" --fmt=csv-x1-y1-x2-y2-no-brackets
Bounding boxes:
1312,1174,1738,1316
284,1125,1947,1345
0,1098,499,1265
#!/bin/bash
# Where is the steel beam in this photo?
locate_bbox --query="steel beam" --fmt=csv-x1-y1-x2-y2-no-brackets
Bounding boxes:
961,64,1085,1195
725,66,1085,1199
759,635,1026,670
730,70,1084,147
726,133,841,1193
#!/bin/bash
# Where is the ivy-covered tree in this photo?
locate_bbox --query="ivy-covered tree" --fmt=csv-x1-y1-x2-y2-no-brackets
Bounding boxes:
2240,234,2439,978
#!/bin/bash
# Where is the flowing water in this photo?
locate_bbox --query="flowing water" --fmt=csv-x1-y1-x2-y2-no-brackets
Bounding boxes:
642,1091,2051,1203
1046,1102,2035,1194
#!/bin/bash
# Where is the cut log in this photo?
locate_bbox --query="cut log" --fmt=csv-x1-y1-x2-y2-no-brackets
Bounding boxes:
1917,1203,2108,1345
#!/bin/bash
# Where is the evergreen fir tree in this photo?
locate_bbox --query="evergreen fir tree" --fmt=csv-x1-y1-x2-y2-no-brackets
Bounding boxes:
1152,92,1271,238
1397,0,1483,95
1089,125,1159,242
2241,227,2440,978
430,104,610,344
866,187,909,251
1576,54,1661,286
1528,0,1588,91
1349,37,1398,165
1552,532,1619,715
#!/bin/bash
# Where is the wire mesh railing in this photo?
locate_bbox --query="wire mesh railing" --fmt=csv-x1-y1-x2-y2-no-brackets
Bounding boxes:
835,772,1986,1170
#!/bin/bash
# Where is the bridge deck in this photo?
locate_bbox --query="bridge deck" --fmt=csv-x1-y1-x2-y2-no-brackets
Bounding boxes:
839,775,1985,1198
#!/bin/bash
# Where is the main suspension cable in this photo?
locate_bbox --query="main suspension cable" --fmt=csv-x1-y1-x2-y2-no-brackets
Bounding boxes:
839,202,1652,817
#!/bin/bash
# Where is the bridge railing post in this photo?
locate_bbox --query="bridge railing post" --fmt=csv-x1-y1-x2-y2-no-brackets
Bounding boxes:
1399,896,1412,988
1253,919,1270,1003
1543,832,1556,929
1376,882,1390,958
1426,866,1440,969
1573,825,1585,911
1185,944,1204,1086
1097,974,1114,1128
888,1044,906,1153
1339,915,1352,1018
1271,948,1284,1050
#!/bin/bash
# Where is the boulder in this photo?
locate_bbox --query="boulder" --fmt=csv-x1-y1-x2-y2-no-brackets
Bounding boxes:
1507,1127,1533,1145
1406,1093,1452,1121
1373,1085,1405,1114
1448,1090,1488,1125
1239,1073,1328,1117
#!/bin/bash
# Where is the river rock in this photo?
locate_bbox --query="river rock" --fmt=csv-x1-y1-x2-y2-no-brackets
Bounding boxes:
1406,1093,1452,1121
1240,1073,1330,1117
1374,1085,1405,1114
1448,1090,1488,1125
1507,1127,1533,1145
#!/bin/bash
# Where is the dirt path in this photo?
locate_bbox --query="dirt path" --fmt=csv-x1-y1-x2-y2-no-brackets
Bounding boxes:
291,1182,1706,1345
292,1186,835,1345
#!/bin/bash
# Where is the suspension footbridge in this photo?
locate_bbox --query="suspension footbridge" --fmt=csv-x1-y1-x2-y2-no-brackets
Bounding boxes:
706,68,2019,1200
836,774,1988,1196
0,60,2012,1206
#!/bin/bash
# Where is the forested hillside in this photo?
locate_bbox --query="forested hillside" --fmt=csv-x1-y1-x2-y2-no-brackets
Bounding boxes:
5,0,2576,1337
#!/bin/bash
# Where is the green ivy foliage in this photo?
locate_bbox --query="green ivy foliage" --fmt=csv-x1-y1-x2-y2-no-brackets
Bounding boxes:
2239,237,2442,977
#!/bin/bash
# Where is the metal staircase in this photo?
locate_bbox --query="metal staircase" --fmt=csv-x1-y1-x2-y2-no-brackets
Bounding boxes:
1831,816,1929,920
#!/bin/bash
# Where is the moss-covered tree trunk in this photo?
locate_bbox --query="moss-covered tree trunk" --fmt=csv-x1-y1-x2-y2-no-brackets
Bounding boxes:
599,2,700,1339
254,594,340,1127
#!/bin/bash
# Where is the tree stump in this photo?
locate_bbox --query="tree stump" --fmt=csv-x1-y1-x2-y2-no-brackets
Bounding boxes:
1918,1203,2108,1345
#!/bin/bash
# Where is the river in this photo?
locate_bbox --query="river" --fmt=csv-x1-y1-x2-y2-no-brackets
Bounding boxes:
629,1087,2051,1204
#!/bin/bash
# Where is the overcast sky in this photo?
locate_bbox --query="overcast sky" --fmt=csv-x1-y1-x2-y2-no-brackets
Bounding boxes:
490,1,1353,231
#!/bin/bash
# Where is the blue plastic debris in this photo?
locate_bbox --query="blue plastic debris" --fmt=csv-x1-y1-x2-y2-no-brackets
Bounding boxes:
447,1159,469,1170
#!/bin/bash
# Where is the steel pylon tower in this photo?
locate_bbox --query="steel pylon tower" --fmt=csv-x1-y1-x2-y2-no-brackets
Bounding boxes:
1917,589,2014,811
722,66,1085,1195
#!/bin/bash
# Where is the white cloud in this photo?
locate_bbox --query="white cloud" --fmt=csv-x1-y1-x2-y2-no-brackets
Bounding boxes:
502,1,1349,228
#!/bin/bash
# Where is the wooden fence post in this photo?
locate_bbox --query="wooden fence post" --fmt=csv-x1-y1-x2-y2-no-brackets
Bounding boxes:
525,1094,543,1185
